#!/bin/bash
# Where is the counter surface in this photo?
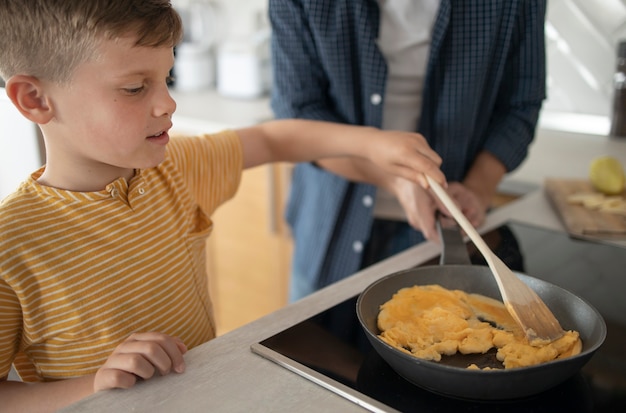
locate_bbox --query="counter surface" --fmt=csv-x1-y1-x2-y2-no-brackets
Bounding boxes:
59,191,612,413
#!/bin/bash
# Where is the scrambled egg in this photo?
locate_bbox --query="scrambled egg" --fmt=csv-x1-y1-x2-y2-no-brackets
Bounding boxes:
377,285,582,369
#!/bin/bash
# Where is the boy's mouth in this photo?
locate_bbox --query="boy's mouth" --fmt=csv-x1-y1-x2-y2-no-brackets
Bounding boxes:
147,130,170,144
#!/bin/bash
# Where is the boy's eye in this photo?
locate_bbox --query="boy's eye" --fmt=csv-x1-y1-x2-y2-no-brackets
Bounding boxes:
166,76,175,86
124,85,144,95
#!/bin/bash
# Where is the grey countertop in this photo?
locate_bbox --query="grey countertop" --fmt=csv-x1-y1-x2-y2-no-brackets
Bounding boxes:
59,190,611,413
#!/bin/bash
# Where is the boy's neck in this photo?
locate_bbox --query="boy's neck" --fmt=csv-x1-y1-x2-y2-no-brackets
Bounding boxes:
37,165,136,192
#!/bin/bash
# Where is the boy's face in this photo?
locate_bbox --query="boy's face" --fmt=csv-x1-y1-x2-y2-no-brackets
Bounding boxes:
42,35,176,187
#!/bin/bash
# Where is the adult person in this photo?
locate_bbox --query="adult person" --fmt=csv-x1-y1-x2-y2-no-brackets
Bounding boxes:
269,0,547,301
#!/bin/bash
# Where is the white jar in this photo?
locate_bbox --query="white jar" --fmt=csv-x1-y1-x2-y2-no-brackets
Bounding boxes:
216,36,271,99
174,42,215,92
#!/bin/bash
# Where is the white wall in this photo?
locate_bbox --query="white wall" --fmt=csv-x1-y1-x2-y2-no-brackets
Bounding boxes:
544,0,626,118
0,90,42,200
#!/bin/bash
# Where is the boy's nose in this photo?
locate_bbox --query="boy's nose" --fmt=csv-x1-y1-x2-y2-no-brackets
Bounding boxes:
156,87,177,117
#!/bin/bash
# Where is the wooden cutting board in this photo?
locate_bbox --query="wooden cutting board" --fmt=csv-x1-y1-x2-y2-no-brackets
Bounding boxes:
544,178,626,239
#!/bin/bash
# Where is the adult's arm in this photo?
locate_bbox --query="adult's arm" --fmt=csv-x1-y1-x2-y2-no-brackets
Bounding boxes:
478,0,547,179
462,1,547,214
269,0,344,123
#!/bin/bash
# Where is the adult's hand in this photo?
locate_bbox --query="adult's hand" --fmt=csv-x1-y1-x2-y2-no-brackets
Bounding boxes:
389,177,440,241
390,179,489,242
445,182,488,228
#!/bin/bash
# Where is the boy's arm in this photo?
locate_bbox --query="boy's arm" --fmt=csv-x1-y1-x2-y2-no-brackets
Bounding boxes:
0,374,96,413
0,332,186,413
236,119,446,188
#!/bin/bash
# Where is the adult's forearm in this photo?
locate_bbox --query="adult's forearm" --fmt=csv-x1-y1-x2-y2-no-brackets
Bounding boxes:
462,151,507,210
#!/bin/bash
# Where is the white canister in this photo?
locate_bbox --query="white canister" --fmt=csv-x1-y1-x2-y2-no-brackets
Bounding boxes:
216,32,271,99
174,42,215,92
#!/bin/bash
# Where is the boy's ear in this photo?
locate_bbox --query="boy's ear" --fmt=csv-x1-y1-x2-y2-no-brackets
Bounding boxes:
5,75,54,124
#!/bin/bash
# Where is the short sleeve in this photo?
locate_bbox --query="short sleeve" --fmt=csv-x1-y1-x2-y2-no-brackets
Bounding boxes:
167,130,244,215
0,278,22,379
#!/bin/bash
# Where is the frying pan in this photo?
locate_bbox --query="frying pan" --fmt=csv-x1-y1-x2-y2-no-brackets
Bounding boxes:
356,223,606,401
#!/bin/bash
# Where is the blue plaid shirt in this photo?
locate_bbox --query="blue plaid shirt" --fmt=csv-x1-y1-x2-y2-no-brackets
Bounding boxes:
269,0,546,297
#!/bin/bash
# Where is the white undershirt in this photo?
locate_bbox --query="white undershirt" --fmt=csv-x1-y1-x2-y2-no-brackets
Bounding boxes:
373,0,440,221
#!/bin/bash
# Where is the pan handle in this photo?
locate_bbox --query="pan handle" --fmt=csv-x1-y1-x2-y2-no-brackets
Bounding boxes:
436,214,471,266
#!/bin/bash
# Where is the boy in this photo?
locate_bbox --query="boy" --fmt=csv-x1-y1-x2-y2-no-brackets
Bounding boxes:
0,1,444,411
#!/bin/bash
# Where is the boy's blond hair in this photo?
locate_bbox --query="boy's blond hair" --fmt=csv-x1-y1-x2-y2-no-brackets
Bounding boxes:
0,0,183,83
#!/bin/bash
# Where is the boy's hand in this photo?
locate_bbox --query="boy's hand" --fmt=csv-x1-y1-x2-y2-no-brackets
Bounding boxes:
364,129,445,189
93,332,187,392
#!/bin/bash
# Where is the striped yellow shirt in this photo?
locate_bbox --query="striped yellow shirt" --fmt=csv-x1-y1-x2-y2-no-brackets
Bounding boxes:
0,131,243,382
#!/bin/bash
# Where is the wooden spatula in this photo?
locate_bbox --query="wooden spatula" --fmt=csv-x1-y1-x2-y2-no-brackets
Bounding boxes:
426,176,565,344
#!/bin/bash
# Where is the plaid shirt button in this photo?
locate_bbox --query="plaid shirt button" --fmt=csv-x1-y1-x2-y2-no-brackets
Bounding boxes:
370,93,382,105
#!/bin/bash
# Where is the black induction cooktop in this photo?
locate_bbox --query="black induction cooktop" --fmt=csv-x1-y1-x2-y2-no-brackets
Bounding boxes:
251,221,626,412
